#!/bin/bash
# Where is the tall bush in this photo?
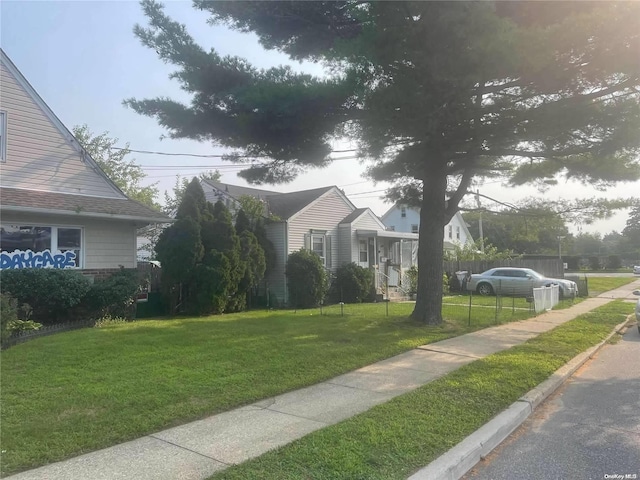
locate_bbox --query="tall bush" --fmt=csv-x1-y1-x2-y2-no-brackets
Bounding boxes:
0,293,18,344
0,269,91,325
84,268,140,319
286,249,328,308
331,263,373,303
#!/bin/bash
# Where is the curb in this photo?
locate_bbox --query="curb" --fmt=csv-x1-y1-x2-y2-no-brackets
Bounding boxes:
408,316,632,480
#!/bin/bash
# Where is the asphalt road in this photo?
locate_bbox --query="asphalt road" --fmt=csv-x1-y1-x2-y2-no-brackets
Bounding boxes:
463,324,640,480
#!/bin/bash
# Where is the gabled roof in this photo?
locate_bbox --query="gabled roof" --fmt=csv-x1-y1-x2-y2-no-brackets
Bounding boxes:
202,180,337,220
1,187,171,224
266,186,334,219
0,49,125,199
202,180,279,200
340,208,369,225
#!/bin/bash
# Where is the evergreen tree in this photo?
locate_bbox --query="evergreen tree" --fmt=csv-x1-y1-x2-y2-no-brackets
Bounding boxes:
130,1,640,324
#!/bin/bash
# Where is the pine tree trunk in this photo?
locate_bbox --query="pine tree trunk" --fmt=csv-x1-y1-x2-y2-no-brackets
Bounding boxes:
410,171,447,325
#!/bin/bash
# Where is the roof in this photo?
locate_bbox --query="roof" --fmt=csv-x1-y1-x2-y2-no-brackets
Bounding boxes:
203,181,335,220
339,208,369,225
0,187,172,224
202,180,279,200
265,186,334,219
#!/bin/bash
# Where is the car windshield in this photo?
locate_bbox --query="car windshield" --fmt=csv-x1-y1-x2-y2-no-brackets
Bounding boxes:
525,270,545,280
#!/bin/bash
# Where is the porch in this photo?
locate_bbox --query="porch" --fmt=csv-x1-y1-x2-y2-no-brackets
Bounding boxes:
355,229,419,300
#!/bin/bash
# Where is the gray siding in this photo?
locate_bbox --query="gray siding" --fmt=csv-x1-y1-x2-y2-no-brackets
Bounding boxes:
288,189,354,272
0,62,122,198
265,221,287,306
1,211,137,269
337,224,352,266
348,211,386,263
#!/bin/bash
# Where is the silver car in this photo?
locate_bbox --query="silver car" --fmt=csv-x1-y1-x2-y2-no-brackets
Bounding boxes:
466,267,578,299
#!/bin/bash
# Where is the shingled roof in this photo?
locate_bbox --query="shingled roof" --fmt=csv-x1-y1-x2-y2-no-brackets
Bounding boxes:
202,181,336,220
1,187,171,224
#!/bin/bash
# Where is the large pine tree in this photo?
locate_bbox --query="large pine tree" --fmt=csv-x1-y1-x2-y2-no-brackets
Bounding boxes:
129,1,640,324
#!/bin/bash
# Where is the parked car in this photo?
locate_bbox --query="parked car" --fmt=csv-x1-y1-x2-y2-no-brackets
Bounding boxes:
634,290,640,334
633,265,640,275
466,267,578,299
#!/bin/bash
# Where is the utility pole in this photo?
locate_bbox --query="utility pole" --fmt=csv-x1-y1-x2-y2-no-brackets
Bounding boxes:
476,189,484,253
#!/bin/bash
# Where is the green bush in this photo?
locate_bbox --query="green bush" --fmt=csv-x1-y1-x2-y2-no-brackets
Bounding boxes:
0,293,18,344
404,266,418,295
605,255,622,270
7,320,42,334
331,263,374,303
286,249,329,308
84,268,140,319
0,269,92,325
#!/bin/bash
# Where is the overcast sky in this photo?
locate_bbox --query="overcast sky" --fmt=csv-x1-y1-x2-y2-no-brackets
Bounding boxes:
2,1,637,235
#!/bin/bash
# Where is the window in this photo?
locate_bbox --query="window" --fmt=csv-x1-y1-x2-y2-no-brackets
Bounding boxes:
456,226,460,240
0,224,82,268
448,225,453,239
411,224,419,234
359,240,368,263
311,234,326,266
400,207,406,218
0,111,6,162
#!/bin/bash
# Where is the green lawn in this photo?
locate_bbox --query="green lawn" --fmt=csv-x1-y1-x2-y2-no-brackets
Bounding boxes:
211,301,633,480
587,276,638,296
1,301,536,475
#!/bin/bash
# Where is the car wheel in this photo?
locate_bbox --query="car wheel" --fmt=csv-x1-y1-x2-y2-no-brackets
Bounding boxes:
477,283,494,296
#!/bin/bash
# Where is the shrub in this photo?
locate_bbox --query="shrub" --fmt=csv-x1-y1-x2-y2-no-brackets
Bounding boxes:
605,255,621,270
588,256,601,270
286,249,328,308
7,320,42,334
94,315,127,328
84,268,140,319
0,293,18,344
404,266,418,295
331,263,374,303
0,269,92,325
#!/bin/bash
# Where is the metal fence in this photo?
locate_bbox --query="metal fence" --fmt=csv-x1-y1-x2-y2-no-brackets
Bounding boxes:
2,319,96,349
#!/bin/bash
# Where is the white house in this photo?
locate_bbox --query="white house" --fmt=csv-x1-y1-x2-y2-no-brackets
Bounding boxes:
202,180,419,305
0,49,170,279
381,204,473,250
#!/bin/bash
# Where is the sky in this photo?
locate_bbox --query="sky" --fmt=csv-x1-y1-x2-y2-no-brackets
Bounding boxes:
1,1,637,235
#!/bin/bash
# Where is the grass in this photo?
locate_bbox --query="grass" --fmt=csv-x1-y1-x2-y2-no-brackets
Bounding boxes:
587,276,637,296
1,301,538,475
209,301,633,480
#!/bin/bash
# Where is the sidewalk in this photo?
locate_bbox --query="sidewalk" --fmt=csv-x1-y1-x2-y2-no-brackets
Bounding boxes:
8,280,640,480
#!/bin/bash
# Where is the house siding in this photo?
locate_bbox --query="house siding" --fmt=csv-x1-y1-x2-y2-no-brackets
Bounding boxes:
265,221,287,306
0,62,122,198
288,189,354,270
382,206,473,245
337,224,352,266
1,211,137,269
346,211,386,264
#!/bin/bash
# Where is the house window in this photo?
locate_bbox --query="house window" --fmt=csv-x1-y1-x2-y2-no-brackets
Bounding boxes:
411,224,419,234
0,224,82,268
456,226,460,240
448,225,453,239
0,111,6,162
359,240,368,263
311,234,326,266
401,206,406,218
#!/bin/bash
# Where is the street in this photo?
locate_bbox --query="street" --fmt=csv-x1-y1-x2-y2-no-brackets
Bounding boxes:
464,323,640,480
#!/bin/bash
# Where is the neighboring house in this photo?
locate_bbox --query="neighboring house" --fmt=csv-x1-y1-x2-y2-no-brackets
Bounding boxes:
381,204,473,250
0,49,171,279
202,180,419,305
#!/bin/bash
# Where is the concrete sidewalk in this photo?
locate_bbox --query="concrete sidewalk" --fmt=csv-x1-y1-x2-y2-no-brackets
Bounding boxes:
8,280,640,480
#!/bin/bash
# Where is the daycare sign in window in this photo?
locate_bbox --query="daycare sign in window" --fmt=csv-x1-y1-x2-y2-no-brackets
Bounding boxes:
0,225,80,269
0,249,76,269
